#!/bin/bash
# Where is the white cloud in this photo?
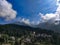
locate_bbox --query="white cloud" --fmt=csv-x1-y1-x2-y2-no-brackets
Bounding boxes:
21,18,30,25
39,0,60,25
15,18,38,27
15,17,31,25
0,0,17,21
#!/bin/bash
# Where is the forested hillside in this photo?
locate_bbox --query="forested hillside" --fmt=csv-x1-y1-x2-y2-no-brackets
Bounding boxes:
0,24,60,45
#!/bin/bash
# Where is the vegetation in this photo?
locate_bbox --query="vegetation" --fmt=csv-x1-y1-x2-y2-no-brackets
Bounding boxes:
0,24,60,45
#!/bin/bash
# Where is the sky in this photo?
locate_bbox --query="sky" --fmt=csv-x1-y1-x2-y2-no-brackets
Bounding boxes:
0,0,60,31
0,0,57,24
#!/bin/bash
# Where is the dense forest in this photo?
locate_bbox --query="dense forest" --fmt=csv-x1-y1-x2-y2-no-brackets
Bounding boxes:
0,24,60,45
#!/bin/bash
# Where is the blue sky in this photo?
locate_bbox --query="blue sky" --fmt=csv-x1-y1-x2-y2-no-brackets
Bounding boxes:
0,0,60,26
6,0,57,23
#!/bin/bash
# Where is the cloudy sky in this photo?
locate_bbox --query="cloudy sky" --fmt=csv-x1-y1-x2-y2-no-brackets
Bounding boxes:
0,0,60,31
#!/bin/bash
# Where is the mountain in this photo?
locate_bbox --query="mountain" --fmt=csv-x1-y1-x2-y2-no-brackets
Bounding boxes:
0,24,54,36
37,22,60,33
14,19,60,33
